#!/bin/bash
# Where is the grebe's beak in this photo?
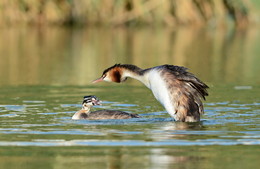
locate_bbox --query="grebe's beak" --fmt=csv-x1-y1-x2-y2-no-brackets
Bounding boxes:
92,77,103,83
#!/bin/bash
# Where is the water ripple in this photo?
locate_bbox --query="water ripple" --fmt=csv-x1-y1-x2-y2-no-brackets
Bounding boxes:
0,138,259,147
1,99,259,147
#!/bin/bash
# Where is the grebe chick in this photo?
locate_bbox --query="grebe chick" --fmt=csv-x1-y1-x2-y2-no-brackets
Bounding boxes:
93,64,209,122
72,95,140,120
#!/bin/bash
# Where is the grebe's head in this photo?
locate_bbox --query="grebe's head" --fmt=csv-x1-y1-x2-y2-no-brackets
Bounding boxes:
82,95,101,107
92,64,127,83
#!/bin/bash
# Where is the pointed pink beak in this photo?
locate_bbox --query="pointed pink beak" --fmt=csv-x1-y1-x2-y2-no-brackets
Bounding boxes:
92,77,103,83
92,98,102,105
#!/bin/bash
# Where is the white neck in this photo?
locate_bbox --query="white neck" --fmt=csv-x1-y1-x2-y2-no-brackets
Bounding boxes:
72,106,91,120
82,106,91,111
123,70,150,88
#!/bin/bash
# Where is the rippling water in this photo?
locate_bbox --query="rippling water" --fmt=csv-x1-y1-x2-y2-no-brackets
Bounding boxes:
0,85,259,169
1,85,259,147
0,27,260,169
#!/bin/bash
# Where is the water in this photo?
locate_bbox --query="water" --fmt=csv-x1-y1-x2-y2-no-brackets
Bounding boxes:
0,27,260,169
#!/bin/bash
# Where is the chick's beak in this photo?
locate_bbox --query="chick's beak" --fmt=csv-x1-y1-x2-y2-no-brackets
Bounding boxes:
92,99,102,105
92,77,103,83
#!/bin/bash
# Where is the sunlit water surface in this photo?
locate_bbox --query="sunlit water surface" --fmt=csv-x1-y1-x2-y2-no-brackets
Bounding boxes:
0,27,259,169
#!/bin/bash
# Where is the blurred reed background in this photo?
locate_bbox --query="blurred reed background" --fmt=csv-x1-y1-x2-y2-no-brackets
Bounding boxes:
0,0,259,86
0,0,257,28
0,26,259,86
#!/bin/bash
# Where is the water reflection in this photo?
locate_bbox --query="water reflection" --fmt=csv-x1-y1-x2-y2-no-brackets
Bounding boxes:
1,145,259,169
0,146,197,169
53,147,191,169
0,27,259,86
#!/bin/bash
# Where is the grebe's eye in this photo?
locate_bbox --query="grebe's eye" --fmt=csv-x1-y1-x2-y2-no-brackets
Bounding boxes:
102,74,106,78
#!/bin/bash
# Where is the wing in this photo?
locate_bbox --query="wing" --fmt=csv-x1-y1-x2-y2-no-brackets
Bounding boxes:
163,64,208,100
159,65,209,122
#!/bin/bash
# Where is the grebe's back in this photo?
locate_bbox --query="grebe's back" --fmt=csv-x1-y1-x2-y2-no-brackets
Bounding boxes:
87,110,140,120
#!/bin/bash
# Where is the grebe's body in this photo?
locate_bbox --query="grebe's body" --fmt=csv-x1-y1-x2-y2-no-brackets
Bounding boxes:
72,95,140,120
93,64,208,122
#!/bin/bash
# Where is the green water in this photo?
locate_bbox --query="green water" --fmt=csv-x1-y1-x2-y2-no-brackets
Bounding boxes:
0,27,259,169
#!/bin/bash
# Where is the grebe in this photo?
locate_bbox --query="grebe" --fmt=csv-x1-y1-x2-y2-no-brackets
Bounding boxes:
72,95,140,120
93,64,209,122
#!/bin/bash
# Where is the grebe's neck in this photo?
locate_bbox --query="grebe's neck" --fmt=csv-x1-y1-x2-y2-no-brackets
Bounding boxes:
72,106,91,120
123,69,150,88
82,106,91,112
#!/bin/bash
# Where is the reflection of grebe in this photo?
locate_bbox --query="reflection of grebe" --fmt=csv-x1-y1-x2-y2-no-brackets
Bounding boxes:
93,64,208,122
72,96,140,120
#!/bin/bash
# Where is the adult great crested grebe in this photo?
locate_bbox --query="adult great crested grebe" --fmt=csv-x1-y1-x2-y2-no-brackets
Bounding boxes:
72,95,140,120
93,64,209,122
